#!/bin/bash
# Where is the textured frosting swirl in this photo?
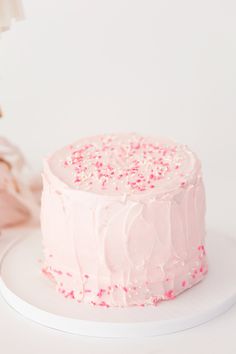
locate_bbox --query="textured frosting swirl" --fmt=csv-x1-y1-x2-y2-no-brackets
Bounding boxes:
48,133,200,196
41,133,207,307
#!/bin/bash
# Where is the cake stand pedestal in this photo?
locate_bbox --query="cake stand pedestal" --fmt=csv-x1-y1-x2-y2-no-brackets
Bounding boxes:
0,228,235,338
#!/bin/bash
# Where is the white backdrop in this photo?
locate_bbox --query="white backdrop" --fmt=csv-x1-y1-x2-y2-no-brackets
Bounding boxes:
0,0,236,231
0,2,236,353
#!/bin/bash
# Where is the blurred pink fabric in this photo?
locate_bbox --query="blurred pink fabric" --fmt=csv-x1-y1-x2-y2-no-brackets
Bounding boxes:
0,2,31,228
0,0,24,33
0,137,41,229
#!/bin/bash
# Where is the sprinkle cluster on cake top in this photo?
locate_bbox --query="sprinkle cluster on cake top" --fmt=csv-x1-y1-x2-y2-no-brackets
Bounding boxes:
49,133,198,195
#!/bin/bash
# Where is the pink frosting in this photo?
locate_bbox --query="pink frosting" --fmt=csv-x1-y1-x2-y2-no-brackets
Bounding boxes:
41,134,207,307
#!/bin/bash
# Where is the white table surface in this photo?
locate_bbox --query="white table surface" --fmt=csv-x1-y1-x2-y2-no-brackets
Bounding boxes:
0,169,235,354
1,0,236,351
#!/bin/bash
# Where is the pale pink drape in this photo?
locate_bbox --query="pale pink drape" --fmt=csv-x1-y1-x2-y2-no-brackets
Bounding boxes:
0,0,24,32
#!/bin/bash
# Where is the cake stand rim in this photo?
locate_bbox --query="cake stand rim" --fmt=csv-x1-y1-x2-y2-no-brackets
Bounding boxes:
0,228,236,338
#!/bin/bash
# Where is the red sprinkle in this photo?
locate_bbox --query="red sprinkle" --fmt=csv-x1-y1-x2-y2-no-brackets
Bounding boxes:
97,289,106,298
165,290,175,299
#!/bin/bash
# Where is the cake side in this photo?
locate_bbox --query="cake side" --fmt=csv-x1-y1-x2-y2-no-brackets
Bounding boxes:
41,134,207,307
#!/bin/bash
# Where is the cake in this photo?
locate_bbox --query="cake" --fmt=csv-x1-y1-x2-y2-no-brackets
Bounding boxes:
41,133,207,307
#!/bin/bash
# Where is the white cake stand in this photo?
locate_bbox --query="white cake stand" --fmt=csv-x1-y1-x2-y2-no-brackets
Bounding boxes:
0,228,236,338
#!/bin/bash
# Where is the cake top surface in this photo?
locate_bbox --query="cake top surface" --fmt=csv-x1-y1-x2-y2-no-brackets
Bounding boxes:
48,133,200,196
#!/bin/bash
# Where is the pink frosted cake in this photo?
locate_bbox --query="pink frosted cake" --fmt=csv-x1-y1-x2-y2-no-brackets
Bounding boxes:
41,133,207,307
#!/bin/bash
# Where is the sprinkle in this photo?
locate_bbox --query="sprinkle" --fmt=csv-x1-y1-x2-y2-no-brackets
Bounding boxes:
52,269,63,275
65,290,75,299
182,280,186,287
152,297,160,306
99,301,110,308
63,134,188,194
97,289,106,298
165,290,175,299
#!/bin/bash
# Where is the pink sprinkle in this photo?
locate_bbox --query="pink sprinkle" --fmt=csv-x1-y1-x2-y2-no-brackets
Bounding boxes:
97,289,106,298
99,301,110,308
85,289,91,293
199,266,204,273
152,297,160,306
64,136,182,193
66,272,72,277
84,274,89,279
65,290,75,299
182,280,186,287
123,287,128,293
74,177,81,184
165,290,175,299
53,269,63,275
